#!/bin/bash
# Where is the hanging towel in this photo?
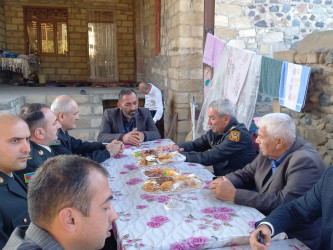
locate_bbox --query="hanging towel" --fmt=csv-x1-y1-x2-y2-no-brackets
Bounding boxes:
234,54,262,129
279,61,311,112
202,33,226,68
259,57,283,98
223,44,254,104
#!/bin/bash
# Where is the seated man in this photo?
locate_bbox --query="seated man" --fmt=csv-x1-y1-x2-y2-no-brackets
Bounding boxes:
16,103,62,186
210,113,326,249
50,95,124,162
4,155,118,249
138,82,163,125
98,88,161,146
158,98,256,176
250,166,333,250
0,114,31,248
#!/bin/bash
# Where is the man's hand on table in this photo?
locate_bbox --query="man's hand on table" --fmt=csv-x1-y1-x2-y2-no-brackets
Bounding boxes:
122,128,144,146
156,144,184,152
107,140,124,157
249,224,272,249
210,176,236,202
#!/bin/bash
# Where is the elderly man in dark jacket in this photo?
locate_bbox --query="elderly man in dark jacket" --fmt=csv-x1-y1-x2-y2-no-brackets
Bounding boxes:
210,113,326,249
158,98,256,176
50,95,123,163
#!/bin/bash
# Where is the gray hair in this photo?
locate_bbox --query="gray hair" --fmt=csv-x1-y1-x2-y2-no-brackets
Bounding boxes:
256,113,296,145
118,88,137,103
50,95,74,115
208,98,234,118
28,155,109,226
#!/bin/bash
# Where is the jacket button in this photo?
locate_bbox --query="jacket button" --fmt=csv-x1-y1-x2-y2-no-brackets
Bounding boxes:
23,218,28,223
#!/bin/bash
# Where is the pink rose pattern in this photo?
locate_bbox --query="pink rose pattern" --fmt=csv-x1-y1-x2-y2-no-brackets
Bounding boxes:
114,154,127,159
184,206,237,231
170,236,209,250
123,164,138,170
140,194,170,203
203,180,211,190
151,215,169,223
147,215,169,228
120,234,153,249
126,178,143,185
119,171,128,175
136,205,147,209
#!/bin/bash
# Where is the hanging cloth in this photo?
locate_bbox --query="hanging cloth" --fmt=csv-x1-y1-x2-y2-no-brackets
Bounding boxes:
279,61,311,112
223,44,254,104
202,33,226,68
259,57,283,98
234,54,262,129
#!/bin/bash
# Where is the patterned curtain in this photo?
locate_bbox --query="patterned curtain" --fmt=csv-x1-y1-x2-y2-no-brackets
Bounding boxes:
88,11,118,83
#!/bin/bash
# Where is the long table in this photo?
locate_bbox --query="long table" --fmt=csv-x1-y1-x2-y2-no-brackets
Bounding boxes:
102,139,287,249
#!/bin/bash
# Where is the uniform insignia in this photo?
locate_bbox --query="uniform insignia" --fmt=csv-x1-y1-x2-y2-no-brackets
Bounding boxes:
229,130,240,142
24,172,35,183
28,154,32,160
0,177,3,183
38,150,44,155
50,139,61,145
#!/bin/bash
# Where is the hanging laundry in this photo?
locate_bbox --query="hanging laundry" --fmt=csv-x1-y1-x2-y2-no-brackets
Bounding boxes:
259,57,283,98
203,65,213,99
202,33,226,68
234,54,262,129
279,61,311,112
223,44,254,104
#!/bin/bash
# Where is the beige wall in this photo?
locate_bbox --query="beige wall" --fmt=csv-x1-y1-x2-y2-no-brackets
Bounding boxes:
3,0,135,82
0,2,6,49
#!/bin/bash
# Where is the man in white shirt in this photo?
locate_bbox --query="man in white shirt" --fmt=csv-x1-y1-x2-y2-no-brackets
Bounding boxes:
139,82,163,125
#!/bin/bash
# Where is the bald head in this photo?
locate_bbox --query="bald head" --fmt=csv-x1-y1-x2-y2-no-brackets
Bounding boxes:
51,95,76,115
138,82,151,95
0,114,31,175
51,95,79,131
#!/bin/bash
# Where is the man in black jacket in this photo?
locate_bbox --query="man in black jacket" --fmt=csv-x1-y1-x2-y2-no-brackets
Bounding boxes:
0,114,31,248
158,98,256,176
16,103,62,186
50,95,123,162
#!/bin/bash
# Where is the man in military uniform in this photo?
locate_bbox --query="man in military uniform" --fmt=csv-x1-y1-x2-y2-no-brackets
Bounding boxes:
50,95,124,162
158,98,256,176
0,114,31,248
15,103,61,186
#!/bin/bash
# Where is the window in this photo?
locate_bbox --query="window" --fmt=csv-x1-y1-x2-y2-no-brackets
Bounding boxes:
24,6,68,56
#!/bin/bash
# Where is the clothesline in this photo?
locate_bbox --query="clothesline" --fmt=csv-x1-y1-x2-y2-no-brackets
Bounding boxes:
197,34,311,136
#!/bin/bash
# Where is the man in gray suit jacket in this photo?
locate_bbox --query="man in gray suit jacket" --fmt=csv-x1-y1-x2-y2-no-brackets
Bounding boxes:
4,155,119,250
98,88,161,146
210,113,326,249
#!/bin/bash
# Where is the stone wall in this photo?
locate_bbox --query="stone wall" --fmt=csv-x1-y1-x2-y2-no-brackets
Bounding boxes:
270,31,333,166
3,0,135,82
136,0,204,142
215,0,333,56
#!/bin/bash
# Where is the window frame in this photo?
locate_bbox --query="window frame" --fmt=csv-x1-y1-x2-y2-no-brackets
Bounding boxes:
23,6,69,56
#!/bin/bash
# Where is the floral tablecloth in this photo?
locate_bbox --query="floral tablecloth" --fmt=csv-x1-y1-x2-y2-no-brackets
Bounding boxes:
102,139,280,249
